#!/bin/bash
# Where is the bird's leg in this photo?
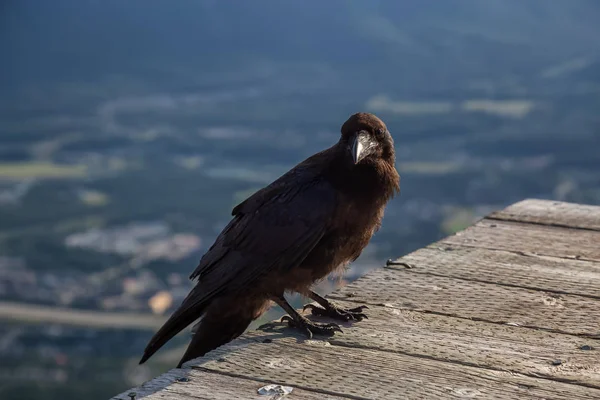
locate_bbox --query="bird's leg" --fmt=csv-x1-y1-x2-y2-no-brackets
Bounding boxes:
303,290,368,322
273,295,342,339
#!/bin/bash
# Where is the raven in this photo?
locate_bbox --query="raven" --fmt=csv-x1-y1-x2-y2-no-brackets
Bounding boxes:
139,112,400,367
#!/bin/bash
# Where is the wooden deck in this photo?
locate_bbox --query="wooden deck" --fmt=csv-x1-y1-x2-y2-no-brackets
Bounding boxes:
112,199,600,400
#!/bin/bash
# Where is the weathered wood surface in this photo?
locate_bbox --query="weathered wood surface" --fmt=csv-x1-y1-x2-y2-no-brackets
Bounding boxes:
488,199,600,231
444,219,600,262
190,335,600,400
255,301,600,388
388,245,600,299
113,199,600,399
329,268,600,337
112,368,344,399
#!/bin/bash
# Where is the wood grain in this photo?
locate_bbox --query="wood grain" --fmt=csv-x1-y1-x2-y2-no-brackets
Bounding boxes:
443,219,600,262
387,244,600,298
328,267,600,337
256,301,600,388
489,199,600,231
111,367,347,399
295,300,600,388
190,335,600,400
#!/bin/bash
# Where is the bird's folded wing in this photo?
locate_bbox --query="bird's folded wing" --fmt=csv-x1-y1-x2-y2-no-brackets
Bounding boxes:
187,178,336,304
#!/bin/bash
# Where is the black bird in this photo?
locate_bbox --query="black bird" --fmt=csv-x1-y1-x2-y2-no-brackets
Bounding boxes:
139,112,400,367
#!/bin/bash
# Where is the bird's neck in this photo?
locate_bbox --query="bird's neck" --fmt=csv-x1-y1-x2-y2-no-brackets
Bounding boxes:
325,151,400,202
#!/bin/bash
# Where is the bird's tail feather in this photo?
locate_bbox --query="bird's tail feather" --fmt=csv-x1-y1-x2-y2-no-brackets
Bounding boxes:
176,307,254,367
139,299,207,365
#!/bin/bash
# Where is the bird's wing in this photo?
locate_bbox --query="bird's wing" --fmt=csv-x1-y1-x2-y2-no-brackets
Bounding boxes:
140,177,336,364
230,157,323,216
188,175,336,298
140,162,336,364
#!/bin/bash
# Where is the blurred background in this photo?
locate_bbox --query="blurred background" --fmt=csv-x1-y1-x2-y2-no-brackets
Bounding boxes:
1,1,600,399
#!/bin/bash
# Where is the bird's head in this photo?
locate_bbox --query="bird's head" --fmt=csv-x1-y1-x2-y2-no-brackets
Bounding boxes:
340,112,395,166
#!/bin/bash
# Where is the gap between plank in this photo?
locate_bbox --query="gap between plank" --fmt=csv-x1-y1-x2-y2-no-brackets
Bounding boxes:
391,243,600,266
200,329,600,396
486,215,600,233
383,267,600,301
325,294,600,340
252,302,600,393
323,336,600,391
427,241,600,264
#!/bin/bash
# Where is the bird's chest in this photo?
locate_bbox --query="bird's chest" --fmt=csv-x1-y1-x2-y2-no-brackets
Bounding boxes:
331,196,384,256
302,194,384,277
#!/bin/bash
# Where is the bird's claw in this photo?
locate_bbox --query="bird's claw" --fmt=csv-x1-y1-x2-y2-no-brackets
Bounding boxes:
303,303,369,322
280,315,342,339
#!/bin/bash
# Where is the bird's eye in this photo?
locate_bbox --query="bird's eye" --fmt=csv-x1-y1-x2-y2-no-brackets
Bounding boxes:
375,128,386,136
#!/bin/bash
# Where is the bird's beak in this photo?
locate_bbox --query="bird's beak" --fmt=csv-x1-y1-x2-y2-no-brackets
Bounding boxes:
350,131,371,164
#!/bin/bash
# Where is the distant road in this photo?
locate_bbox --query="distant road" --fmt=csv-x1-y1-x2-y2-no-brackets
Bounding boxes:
0,301,167,330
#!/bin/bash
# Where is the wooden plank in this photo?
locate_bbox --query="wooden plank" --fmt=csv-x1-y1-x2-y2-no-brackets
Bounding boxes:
111,367,347,399
258,301,600,388
387,244,600,298
322,300,600,387
112,368,190,400
190,334,600,399
328,267,600,337
489,199,600,231
443,219,600,262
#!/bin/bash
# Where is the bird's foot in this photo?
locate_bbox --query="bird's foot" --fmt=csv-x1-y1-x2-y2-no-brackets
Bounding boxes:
303,303,368,322
280,315,342,339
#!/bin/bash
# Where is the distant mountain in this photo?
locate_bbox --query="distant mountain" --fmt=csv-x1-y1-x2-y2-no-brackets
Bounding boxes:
3,0,600,97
